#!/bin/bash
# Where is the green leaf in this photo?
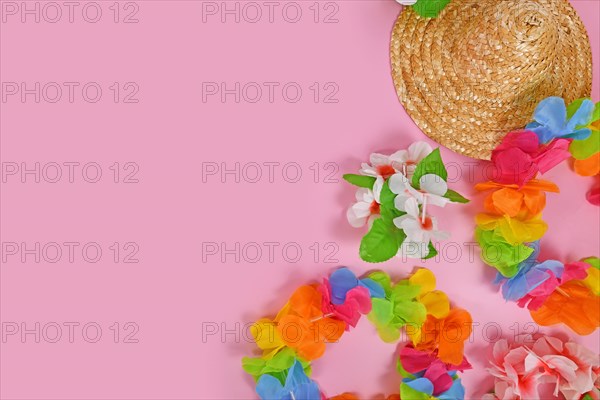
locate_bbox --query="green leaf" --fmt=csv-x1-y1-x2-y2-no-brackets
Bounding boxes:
380,205,404,222
444,189,470,203
412,148,447,188
412,0,452,18
379,181,396,209
379,181,406,222
359,219,401,263
423,242,438,260
343,174,376,188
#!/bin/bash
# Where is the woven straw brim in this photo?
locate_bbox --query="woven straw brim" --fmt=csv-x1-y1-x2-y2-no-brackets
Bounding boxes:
391,0,592,160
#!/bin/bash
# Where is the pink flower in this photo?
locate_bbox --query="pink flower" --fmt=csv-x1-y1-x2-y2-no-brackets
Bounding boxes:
487,335,600,400
491,131,571,186
529,335,599,399
488,338,541,399
318,279,371,329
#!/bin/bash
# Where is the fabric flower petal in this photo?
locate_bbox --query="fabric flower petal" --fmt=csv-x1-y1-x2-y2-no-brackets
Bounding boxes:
528,97,567,143
420,291,451,319
419,174,448,196
408,141,433,161
329,268,360,305
256,374,284,399
574,153,600,176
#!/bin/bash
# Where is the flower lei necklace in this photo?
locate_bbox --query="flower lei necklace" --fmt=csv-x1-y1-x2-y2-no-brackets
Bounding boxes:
475,96,600,335
242,267,473,399
344,142,469,263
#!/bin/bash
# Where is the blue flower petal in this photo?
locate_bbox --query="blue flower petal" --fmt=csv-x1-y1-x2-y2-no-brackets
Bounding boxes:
525,121,542,130
437,378,465,400
329,267,359,305
257,374,285,400
404,377,434,395
566,99,595,133
531,97,567,143
502,266,546,301
564,127,592,141
291,382,321,400
284,361,320,400
284,360,312,389
528,125,554,144
525,241,540,263
501,258,564,301
359,277,386,298
529,97,595,143
535,260,565,279
493,272,505,285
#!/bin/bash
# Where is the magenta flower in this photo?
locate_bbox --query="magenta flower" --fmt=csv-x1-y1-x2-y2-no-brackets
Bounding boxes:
318,279,372,329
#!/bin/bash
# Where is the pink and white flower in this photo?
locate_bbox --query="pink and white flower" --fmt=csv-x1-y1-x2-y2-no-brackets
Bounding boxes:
487,335,600,400
392,141,433,177
360,153,402,202
359,142,432,201
393,197,449,259
346,188,380,228
388,172,450,212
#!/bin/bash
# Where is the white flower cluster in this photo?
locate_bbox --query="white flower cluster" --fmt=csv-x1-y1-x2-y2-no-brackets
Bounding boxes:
347,142,451,259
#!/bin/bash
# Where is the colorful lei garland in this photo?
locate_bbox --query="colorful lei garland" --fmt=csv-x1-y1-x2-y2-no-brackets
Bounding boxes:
475,97,600,335
242,267,473,399
344,142,469,263
483,334,600,399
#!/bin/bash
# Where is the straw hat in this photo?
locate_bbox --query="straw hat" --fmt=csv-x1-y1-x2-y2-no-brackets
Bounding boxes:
391,0,592,160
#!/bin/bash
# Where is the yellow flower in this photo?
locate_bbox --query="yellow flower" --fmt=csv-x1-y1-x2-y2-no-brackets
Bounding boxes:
407,268,450,344
250,304,290,359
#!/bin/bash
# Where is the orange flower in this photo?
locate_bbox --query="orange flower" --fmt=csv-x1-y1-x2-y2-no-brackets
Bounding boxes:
277,285,346,360
530,281,600,335
574,153,600,176
412,308,472,365
475,180,559,217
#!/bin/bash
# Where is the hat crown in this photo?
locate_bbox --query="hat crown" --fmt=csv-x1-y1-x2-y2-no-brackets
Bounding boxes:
391,0,592,159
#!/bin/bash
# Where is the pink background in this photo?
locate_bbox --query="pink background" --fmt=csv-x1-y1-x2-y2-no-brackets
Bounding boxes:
1,0,599,398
